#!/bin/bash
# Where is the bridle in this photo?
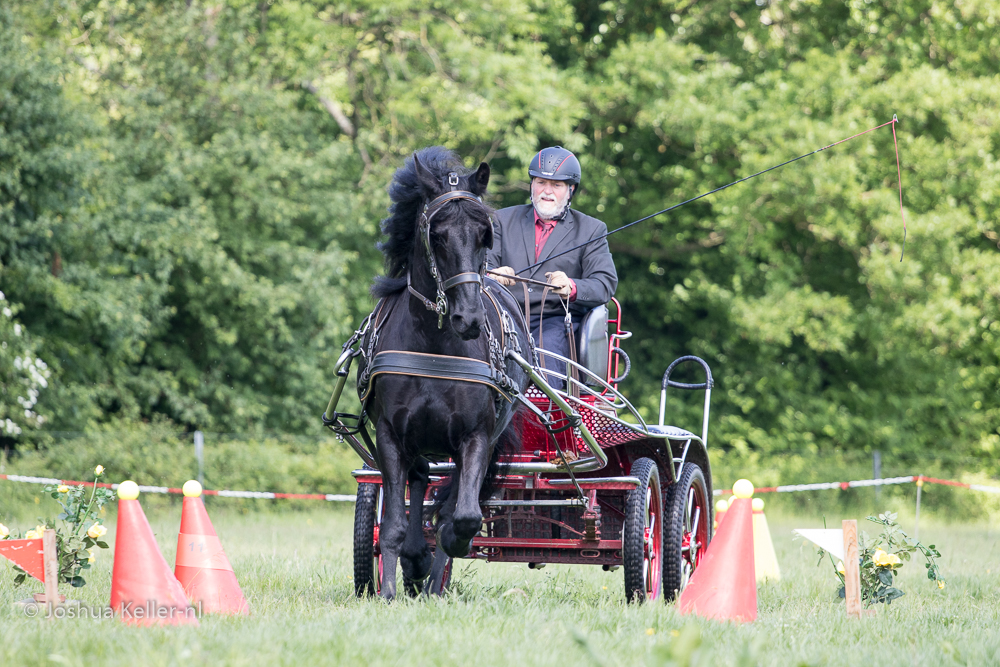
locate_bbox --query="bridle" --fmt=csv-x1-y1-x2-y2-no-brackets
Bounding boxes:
407,171,492,328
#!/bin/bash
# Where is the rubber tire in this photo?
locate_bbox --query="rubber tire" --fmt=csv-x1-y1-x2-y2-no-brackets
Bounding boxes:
662,463,711,601
353,482,380,597
623,457,663,603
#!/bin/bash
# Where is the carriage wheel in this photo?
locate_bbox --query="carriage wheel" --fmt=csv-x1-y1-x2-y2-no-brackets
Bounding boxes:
354,482,453,597
662,463,711,601
623,457,663,603
353,482,382,597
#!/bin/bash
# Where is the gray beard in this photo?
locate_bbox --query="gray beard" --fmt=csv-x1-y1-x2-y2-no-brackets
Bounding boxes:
531,194,571,222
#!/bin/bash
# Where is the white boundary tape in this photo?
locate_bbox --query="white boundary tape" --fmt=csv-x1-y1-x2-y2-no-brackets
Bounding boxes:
5,472,998,502
713,474,1000,496
1,473,356,502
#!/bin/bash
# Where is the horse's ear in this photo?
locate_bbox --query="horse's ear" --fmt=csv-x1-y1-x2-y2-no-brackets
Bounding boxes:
471,162,490,196
412,153,440,197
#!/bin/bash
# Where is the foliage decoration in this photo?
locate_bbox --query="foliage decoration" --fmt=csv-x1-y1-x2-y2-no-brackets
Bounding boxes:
4,466,116,588
823,511,944,606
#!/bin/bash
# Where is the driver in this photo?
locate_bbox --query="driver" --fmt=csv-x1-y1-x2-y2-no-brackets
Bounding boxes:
488,146,617,361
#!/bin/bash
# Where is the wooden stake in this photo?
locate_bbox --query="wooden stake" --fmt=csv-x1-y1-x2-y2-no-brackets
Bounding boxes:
842,520,862,618
42,529,59,616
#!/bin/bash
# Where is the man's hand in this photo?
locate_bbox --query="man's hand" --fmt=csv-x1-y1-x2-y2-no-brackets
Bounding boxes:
491,266,516,286
545,271,574,297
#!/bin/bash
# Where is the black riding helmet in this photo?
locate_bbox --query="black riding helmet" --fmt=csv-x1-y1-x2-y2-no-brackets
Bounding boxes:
528,146,581,187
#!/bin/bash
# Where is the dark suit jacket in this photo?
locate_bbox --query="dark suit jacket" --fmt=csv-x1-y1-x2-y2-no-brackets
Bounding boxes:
487,204,618,319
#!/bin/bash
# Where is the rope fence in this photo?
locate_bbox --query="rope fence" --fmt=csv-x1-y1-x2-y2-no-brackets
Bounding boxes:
713,475,1000,496
4,472,1000,503
0,474,357,502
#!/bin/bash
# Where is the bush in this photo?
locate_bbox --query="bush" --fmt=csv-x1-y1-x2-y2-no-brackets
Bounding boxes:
1,420,359,513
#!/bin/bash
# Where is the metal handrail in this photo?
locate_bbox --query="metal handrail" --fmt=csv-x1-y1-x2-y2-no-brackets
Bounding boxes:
658,355,713,450
531,348,648,429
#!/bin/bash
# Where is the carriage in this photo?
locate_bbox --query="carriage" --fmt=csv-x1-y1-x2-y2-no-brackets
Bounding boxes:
324,296,715,603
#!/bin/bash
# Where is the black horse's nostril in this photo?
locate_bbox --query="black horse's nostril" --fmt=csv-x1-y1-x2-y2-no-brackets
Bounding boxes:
451,313,482,340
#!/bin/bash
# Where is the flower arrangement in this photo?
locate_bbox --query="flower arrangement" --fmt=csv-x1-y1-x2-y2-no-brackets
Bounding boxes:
2,465,117,588
825,511,944,606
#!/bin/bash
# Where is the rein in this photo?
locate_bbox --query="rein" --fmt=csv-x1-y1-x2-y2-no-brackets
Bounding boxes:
407,176,492,328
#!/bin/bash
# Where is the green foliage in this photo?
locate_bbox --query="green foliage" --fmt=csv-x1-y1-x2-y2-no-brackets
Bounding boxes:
3,3,357,434
0,291,51,437
6,420,359,498
5,467,115,588
0,1,995,485
826,510,944,606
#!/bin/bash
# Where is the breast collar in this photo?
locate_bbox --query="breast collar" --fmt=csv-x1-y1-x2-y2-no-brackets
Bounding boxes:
357,287,523,407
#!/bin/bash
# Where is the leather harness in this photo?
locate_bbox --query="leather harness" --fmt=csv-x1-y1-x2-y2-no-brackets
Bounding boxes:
406,176,489,328
355,174,527,423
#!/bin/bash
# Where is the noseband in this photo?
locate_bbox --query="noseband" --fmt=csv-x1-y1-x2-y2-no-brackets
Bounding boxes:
407,172,491,328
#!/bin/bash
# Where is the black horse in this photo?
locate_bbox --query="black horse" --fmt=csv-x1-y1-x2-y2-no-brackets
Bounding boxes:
360,146,531,599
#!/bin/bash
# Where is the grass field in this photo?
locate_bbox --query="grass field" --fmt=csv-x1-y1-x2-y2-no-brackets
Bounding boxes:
2,494,999,667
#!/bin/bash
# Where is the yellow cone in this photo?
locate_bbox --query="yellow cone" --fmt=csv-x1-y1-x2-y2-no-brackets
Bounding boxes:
751,498,780,582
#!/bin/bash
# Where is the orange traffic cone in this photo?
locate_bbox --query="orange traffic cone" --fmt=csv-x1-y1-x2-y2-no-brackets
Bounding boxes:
752,498,781,582
713,498,729,531
174,481,249,615
109,481,198,625
678,479,757,623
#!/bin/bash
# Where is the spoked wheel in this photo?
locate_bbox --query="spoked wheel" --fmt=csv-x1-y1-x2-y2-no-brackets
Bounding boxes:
353,482,382,597
353,482,453,597
623,457,663,603
662,463,711,601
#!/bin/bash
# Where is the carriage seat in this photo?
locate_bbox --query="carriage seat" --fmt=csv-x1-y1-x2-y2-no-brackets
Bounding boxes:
575,303,609,386
646,424,699,441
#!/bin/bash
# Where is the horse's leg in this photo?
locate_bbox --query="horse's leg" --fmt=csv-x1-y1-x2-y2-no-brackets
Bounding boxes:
400,457,433,596
375,423,407,600
431,475,460,590
425,548,451,596
438,431,490,558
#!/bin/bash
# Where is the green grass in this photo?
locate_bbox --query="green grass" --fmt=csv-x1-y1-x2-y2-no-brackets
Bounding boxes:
2,498,999,666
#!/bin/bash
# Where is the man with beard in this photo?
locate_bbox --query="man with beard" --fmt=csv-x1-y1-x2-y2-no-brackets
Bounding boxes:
488,146,618,369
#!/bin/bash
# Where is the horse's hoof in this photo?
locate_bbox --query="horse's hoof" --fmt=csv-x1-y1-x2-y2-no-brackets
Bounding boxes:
403,578,426,598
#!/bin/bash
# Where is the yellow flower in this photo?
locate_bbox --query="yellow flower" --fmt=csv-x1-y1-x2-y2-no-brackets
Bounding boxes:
0,523,8,539
24,530,40,540
87,549,96,564
35,524,47,536
872,549,902,569
836,560,845,575
94,464,105,476
645,628,655,636
937,580,945,590
87,523,107,539
57,485,70,493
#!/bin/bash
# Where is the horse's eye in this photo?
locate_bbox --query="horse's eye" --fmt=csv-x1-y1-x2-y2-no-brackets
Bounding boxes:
429,230,448,248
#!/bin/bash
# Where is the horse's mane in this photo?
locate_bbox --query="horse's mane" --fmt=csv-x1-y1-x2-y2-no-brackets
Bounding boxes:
372,146,470,298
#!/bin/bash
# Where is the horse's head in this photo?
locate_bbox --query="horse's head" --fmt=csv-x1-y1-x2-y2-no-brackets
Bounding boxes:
411,153,493,341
